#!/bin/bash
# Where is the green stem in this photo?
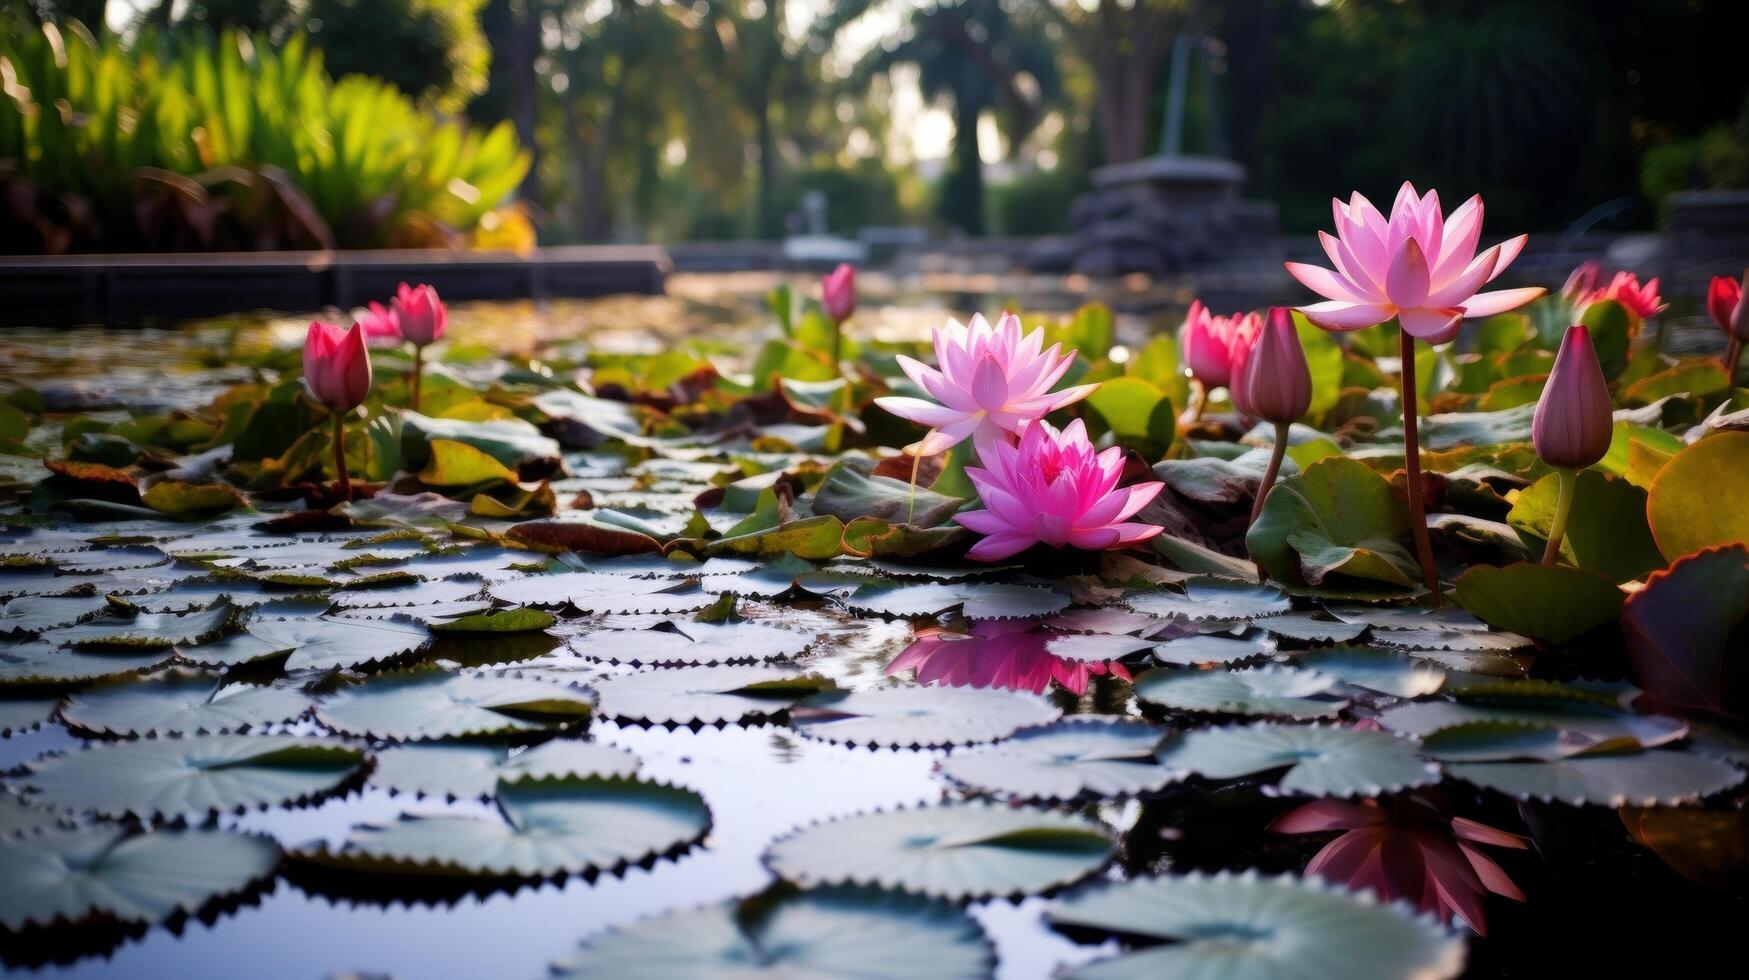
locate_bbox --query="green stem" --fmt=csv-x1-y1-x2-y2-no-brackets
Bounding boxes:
1250,420,1290,527
411,344,424,414
1541,467,1579,565
1727,337,1743,388
906,443,923,525
1399,329,1441,605
332,411,350,501
829,315,843,375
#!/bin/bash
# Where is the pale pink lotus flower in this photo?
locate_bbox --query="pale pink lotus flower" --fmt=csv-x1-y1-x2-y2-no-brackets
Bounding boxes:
886,620,1132,696
955,417,1162,561
392,282,448,346
1180,300,1262,388
1583,270,1665,320
354,301,402,347
821,263,856,323
303,320,372,413
874,312,1096,456
1287,182,1544,344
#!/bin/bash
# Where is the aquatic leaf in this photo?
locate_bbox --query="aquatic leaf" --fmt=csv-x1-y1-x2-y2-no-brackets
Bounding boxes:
1260,612,1368,643
47,600,237,649
139,479,247,516
568,621,813,665
429,607,555,633
1447,750,1744,806
0,697,55,735
418,438,520,487
1647,432,1749,562
1378,700,1686,753
1246,457,1419,589
1622,544,1749,722
793,686,1059,747
937,717,1176,801
0,594,109,636
1151,634,1272,666
0,640,168,686
841,581,1069,620
551,885,994,980
294,775,708,878
1123,579,1291,621
1044,632,1156,663
764,800,1114,900
1506,470,1662,582
1293,647,1446,697
1134,666,1346,718
58,674,311,736
1046,871,1466,980
1451,562,1624,644
506,518,663,557
369,740,640,799
593,664,835,724
1155,722,1436,797
316,671,594,741
188,616,431,671
490,572,717,613
0,827,281,931
811,461,965,528
23,735,366,819
400,412,560,470
1084,377,1177,453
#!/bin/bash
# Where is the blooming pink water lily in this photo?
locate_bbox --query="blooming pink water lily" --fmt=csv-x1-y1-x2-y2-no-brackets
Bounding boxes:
886,620,1131,695
392,282,447,346
1287,182,1544,344
874,312,1096,457
1180,300,1261,389
303,320,372,413
955,417,1162,561
1584,270,1664,320
821,263,856,323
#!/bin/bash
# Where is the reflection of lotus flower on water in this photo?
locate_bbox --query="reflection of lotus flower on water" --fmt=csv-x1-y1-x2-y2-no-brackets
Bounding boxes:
886,620,1131,696
1271,791,1528,935
873,312,1096,457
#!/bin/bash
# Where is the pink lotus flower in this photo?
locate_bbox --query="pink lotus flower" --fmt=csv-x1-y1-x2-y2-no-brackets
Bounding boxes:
1231,307,1312,425
1584,270,1664,320
303,320,372,413
392,282,447,347
1180,300,1261,389
1708,273,1746,341
955,417,1162,561
1271,792,1528,935
1561,260,1602,304
886,620,1132,695
821,263,856,323
1533,325,1612,472
874,312,1097,457
355,301,402,347
1287,183,1543,344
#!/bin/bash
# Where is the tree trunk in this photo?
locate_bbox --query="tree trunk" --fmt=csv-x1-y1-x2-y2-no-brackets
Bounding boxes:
507,0,541,201
943,94,986,236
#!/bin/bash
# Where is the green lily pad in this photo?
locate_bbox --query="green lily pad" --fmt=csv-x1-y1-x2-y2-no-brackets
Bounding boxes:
936,717,1176,801
23,735,366,819
58,674,311,736
763,800,1115,900
1378,700,1686,753
1084,377,1177,454
567,621,814,666
0,641,168,686
1154,722,1437,797
491,572,718,613
316,671,594,741
1046,871,1466,980
294,775,709,878
1152,634,1272,666
1134,666,1346,718
1246,457,1418,589
810,460,965,529
0,594,109,636
793,687,1060,748
593,664,836,724
1293,647,1446,697
1647,432,1749,562
400,412,560,471
0,827,281,932
1451,562,1624,644
369,740,640,799
1506,470,1662,582
46,600,237,649
1123,579,1292,621
1448,750,1745,807
429,607,556,633
186,616,432,671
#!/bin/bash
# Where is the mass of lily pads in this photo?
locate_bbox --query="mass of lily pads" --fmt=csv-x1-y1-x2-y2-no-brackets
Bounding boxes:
2,184,1748,977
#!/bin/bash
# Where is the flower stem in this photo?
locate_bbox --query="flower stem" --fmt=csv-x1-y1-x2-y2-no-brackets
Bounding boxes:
830,315,842,375
1189,378,1207,422
1541,467,1579,565
1398,330,1441,605
1727,337,1743,388
1250,420,1290,527
332,411,351,501
411,344,424,414
906,444,923,525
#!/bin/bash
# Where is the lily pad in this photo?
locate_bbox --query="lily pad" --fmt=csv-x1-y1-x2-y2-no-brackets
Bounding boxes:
193,616,432,672
1293,647,1446,697
1045,871,1466,980
0,697,56,735
1647,432,1749,561
763,800,1115,900
1622,544,1749,721
1451,562,1624,645
57,674,312,736
1261,612,1369,644
936,717,1177,801
22,735,366,819
567,621,813,666
1378,699,1686,753
0,826,281,932
1123,579,1292,621
369,741,640,799
491,573,717,614
316,671,594,741
46,600,236,649
1134,666,1346,718
1447,750,1745,807
840,581,1070,620
593,664,836,724
294,775,709,878
1506,470,1662,582
0,594,109,636
1044,632,1158,663
1152,634,1272,666
792,686,1060,747
0,641,168,686
1154,722,1437,797
1246,457,1418,589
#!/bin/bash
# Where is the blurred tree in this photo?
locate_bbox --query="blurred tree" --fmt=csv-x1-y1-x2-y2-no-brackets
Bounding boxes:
471,0,541,199
1042,0,1191,166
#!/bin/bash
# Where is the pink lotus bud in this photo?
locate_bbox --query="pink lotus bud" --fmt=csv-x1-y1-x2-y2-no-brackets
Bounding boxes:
1532,325,1611,470
391,282,447,347
821,263,856,323
303,320,372,413
355,301,402,347
1723,270,1749,342
1180,299,1262,389
1230,307,1312,424
1561,261,1602,303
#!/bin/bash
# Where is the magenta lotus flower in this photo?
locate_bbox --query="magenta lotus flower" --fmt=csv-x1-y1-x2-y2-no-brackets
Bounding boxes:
874,312,1097,457
1180,300,1261,390
955,417,1162,561
1533,326,1612,472
392,282,447,346
303,320,372,413
1287,183,1543,344
886,620,1131,695
1231,307,1312,425
354,301,401,346
1272,792,1528,935
1584,271,1664,320
821,263,856,323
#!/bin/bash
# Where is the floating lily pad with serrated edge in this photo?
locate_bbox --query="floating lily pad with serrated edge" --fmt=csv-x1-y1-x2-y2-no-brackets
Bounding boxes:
763,800,1115,900
53,547,169,574
1151,633,1271,667
1045,871,1466,980
22,735,366,819
1134,666,1346,718
593,664,836,725
568,621,813,666
0,595,109,636
1324,604,1490,631
0,697,55,735
1260,611,1369,644
839,581,1069,620
57,674,311,737
1044,633,1157,663
1292,647,1446,698
188,616,432,672
428,607,555,633
1447,750,1746,807
315,671,594,741
1046,607,1171,636
0,791,68,836
792,686,1060,748
1123,579,1291,621
336,600,493,626
1154,722,1437,797
0,826,282,932
699,563,868,600
369,741,640,799
332,577,485,609
1451,562,1623,645
937,717,1175,801
45,599,236,649
1377,699,1687,753
489,572,717,613
551,884,995,980
292,775,709,879
0,641,169,686
1368,627,1533,652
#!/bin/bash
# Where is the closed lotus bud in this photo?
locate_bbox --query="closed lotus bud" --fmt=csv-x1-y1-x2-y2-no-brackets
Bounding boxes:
822,263,856,323
1533,325,1612,470
303,320,372,413
391,282,447,347
1706,274,1743,339
1230,307,1312,424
